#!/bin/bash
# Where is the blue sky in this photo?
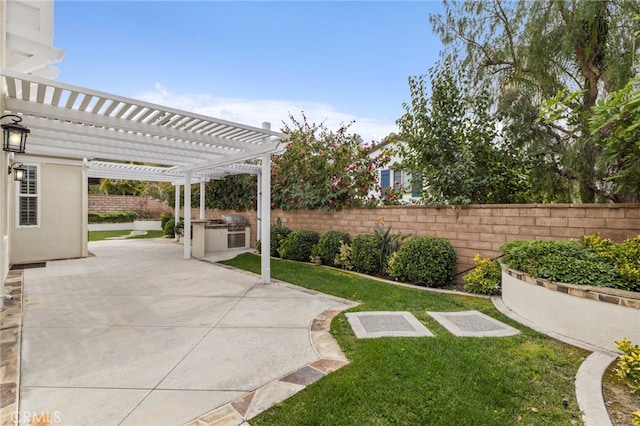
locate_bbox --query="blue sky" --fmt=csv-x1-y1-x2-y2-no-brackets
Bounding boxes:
54,1,445,142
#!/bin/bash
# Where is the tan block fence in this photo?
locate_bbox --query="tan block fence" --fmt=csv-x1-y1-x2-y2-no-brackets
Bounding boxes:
88,196,640,277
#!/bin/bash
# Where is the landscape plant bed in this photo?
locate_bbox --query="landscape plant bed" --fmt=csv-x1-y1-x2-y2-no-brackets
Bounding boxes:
221,253,589,425
603,363,640,426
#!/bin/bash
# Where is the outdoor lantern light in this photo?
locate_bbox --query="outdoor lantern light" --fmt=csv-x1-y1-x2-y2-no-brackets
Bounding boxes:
8,162,26,181
1,114,30,153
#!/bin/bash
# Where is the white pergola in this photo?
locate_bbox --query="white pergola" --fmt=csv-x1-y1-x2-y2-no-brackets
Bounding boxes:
1,69,286,283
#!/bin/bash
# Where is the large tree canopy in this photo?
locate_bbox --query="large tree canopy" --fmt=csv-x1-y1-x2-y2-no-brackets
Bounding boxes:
397,63,529,205
427,0,639,203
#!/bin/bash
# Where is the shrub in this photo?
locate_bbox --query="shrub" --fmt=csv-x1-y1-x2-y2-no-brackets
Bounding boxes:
163,218,183,237
582,234,640,291
312,231,351,267
388,236,456,287
500,239,623,289
463,254,502,295
257,223,292,258
160,212,174,230
88,211,138,223
615,338,640,395
278,229,319,262
334,241,354,270
351,234,381,274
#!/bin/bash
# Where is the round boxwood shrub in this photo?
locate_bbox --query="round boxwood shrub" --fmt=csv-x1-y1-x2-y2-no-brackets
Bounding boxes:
312,230,351,267
278,229,319,262
351,234,381,274
160,212,174,230
388,236,456,287
257,224,292,258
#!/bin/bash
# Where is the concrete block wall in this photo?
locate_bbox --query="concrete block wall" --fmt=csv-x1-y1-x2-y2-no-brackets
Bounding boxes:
266,204,640,276
87,196,640,278
88,195,173,219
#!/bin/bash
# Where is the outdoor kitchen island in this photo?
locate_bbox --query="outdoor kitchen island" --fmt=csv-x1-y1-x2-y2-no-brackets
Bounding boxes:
191,215,251,258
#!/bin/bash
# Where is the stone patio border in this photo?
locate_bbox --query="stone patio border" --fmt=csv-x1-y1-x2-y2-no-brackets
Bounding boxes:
1,270,24,426
185,303,355,426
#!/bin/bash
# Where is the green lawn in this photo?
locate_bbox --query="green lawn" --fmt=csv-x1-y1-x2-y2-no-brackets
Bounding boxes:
221,253,588,425
88,230,166,241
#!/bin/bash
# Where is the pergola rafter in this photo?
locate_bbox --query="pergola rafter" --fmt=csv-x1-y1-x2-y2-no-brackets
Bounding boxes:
1,69,284,283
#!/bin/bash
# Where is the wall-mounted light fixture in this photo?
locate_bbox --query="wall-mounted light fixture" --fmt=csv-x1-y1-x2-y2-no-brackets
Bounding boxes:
8,162,26,181
1,114,30,153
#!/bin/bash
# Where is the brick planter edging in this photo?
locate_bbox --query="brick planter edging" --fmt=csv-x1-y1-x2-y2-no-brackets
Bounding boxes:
501,265,640,310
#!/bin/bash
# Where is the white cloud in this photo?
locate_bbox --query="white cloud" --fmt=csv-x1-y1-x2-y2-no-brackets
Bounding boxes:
135,83,398,143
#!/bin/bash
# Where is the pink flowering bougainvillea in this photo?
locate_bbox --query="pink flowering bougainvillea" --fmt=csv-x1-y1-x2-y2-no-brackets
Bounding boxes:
271,113,394,210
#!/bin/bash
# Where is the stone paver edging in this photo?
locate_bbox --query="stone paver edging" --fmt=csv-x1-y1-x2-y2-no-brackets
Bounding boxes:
1,270,24,426
185,305,354,426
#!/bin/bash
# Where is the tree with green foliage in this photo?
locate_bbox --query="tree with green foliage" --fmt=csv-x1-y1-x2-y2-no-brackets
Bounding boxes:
397,63,528,205
430,0,640,203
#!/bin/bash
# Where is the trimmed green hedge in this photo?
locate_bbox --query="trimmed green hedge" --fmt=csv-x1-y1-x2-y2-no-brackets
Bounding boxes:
388,236,457,287
312,230,351,267
278,229,319,262
88,211,138,223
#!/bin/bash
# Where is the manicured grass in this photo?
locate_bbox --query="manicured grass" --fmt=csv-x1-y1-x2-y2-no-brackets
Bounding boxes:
88,230,166,241
88,230,131,241
127,230,166,239
221,253,588,425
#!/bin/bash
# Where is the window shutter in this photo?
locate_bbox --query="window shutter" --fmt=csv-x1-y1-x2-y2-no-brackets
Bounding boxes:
381,169,390,189
411,170,421,197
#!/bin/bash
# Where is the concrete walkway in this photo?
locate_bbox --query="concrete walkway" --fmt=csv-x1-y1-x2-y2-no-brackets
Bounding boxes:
18,239,354,425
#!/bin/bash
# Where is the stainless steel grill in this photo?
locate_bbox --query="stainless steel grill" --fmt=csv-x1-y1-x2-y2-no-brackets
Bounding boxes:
221,215,246,232
221,215,247,248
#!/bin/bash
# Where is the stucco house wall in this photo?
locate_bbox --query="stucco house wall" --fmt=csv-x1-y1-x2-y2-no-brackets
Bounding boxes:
10,159,85,264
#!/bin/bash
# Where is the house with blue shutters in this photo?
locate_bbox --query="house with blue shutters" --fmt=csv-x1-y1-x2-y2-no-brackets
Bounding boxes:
372,136,421,204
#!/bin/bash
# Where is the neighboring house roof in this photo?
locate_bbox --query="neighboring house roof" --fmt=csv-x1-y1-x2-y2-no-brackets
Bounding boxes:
1,70,286,183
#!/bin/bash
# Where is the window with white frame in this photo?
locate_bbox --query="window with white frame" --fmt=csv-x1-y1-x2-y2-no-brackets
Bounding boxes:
17,165,39,227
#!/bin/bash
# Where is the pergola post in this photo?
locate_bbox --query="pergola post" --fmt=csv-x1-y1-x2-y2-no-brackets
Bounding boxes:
260,122,271,284
199,180,205,220
174,184,181,242
184,171,192,259
256,173,262,244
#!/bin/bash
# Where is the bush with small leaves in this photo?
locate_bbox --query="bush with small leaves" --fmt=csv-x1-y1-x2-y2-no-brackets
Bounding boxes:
351,234,381,274
88,211,138,224
463,254,501,295
615,338,640,395
582,233,640,291
312,230,351,267
334,241,354,270
278,229,319,262
388,236,456,287
160,212,173,230
257,223,292,258
501,238,625,289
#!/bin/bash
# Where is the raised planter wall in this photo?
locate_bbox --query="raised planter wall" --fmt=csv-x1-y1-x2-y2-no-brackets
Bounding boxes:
88,220,162,232
501,267,640,352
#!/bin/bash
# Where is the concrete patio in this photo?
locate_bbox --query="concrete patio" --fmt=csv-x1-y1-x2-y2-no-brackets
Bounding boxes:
16,239,355,425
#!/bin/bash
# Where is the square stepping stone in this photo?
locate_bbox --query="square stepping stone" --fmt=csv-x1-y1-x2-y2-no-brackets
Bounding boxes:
427,310,520,337
346,311,433,339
